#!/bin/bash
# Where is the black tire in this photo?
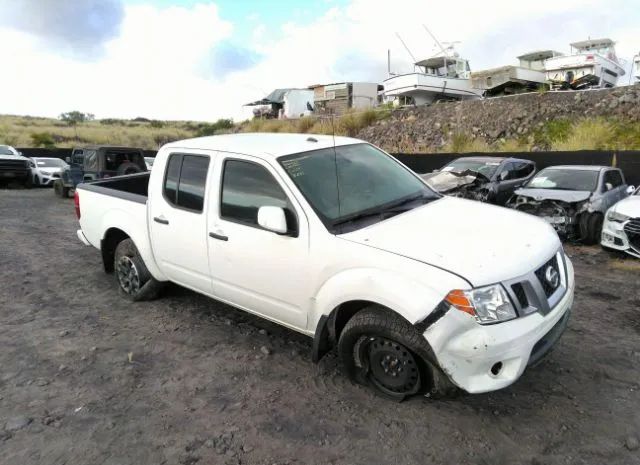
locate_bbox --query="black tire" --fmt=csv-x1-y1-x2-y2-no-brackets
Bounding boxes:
581,213,603,245
24,175,33,189
33,175,40,187
117,162,142,176
113,239,164,301
337,306,457,401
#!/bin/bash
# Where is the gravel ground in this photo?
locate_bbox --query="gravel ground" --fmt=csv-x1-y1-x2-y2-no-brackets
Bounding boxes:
1,188,639,465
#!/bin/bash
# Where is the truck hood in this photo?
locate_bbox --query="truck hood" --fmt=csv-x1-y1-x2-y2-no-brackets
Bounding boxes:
341,196,560,287
610,195,640,217
0,154,28,162
514,188,592,203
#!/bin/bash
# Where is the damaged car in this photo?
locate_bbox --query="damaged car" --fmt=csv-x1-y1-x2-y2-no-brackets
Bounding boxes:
601,185,640,258
422,157,536,205
508,165,630,244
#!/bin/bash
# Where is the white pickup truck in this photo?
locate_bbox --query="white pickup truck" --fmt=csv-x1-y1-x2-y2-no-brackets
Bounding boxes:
75,134,574,400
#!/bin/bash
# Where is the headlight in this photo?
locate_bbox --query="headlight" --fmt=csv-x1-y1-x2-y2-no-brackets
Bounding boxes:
606,210,630,223
445,285,517,324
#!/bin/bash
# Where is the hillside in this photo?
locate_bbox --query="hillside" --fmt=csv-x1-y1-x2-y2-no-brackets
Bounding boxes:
2,85,639,152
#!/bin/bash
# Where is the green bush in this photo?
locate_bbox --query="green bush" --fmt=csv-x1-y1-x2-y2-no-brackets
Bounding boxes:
30,132,56,148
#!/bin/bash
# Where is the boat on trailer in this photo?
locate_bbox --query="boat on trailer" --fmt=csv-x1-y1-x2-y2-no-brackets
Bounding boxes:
383,53,483,105
544,38,625,90
470,50,563,97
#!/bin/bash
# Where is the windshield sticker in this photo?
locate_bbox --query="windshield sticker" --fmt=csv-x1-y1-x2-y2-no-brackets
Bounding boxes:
281,159,305,178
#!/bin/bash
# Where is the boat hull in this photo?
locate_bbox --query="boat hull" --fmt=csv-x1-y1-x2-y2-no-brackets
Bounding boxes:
470,66,546,95
383,73,483,105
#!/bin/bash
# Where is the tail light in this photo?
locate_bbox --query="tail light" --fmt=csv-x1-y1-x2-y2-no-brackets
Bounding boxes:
74,191,81,219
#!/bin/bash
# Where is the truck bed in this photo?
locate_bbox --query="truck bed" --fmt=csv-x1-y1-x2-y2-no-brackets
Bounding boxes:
77,172,150,204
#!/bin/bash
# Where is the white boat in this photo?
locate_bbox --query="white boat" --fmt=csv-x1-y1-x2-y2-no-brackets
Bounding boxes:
544,38,625,90
384,54,483,105
470,50,562,96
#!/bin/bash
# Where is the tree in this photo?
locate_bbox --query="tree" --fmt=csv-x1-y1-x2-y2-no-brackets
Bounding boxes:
59,111,94,126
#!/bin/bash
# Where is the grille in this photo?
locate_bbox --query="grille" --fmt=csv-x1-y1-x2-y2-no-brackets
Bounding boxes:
511,283,528,308
534,255,561,298
0,160,28,171
625,218,640,250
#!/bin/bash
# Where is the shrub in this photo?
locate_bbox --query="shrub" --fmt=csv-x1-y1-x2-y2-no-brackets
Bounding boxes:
30,132,56,148
553,119,613,151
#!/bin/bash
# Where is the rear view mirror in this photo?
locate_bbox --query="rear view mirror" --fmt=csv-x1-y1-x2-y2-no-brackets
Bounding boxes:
626,185,636,195
257,206,288,234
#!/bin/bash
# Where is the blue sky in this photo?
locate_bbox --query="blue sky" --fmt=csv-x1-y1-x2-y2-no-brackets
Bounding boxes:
0,0,638,121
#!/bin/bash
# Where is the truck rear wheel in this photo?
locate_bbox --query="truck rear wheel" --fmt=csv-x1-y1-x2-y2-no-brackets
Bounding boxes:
337,306,457,401
114,239,163,301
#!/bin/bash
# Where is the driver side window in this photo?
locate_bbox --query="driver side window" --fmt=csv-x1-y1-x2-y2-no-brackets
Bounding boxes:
501,162,534,181
220,159,297,233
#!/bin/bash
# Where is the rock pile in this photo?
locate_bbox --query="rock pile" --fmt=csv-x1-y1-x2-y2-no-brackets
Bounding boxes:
357,84,640,152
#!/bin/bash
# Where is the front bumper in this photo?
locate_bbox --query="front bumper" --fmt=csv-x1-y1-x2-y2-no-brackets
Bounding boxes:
77,229,91,246
424,258,574,394
601,219,640,258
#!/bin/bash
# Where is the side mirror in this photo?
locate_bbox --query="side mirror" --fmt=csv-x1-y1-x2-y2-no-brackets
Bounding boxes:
65,157,71,163
626,185,635,195
257,206,288,234
605,182,613,191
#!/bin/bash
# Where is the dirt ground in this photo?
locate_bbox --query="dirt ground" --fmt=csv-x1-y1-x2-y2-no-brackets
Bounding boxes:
1,188,639,465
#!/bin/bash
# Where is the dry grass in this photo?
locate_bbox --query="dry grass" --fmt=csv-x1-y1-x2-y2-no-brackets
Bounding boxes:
0,115,197,149
552,119,615,151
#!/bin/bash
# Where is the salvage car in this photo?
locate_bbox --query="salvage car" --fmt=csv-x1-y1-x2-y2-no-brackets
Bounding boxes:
422,156,536,205
0,145,31,187
601,185,640,258
508,165,629,244
54,145,147,198
75,134,574,400
29,157,68,187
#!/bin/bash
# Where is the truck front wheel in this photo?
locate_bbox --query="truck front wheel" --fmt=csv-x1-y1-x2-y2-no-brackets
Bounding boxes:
114,239,163,301
338,306,457,401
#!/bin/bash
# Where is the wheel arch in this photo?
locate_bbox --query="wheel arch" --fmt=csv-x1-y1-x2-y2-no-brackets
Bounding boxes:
101,227,130,273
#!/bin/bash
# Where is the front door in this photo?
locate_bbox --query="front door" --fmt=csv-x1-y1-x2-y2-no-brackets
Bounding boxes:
149,150,214,293
207,154,309,331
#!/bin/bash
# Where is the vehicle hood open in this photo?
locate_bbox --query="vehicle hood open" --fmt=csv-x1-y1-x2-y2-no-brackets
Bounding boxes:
514,188,592,203
423,170,489,193
341,196,560,287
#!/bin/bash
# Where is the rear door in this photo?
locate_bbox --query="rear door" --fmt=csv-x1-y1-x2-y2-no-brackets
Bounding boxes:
149,150,215,293
494,161,535,205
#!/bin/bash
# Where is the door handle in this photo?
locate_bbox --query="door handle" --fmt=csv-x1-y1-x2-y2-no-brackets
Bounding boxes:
209,232,228,241
154,216,169,225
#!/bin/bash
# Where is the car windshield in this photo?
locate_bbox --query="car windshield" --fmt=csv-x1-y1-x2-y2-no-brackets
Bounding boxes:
441,159,501,178
279,143,438,233
34,158,65,167
527,169,599,191
0,146,16,155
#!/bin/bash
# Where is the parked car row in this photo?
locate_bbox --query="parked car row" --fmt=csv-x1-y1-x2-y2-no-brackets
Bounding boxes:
0,144,148,194
423,156,639,258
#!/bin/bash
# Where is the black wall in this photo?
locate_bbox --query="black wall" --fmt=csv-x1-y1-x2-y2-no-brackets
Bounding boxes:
18,148,158,159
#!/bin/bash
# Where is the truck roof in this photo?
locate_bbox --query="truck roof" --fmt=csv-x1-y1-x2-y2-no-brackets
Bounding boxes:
163,133,363,158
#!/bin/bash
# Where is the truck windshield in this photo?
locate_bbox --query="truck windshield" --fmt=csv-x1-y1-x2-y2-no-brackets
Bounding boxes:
527,169,599,191
279,143,438,233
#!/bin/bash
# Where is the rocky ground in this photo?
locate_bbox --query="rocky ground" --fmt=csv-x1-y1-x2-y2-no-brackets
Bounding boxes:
358,85,640,152
1,188,639,465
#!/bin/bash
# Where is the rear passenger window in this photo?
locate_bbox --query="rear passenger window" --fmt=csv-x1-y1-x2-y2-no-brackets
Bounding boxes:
221,160,290,226
163,154,210,212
